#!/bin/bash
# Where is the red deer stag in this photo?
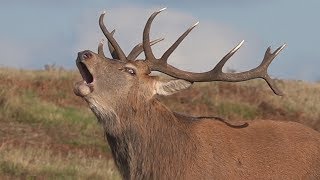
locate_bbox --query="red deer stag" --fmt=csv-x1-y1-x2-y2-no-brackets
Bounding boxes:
74,8,320,179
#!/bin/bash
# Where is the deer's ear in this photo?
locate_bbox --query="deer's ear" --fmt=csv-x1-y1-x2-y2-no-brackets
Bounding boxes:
154,79,192,96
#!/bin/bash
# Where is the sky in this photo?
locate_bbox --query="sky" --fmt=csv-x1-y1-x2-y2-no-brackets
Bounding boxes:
1,0,319,81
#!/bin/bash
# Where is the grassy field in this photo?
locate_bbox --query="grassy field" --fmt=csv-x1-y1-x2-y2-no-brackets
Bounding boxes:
0,67,320,179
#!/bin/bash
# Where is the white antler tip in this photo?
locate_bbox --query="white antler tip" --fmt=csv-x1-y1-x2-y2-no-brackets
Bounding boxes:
193,21,200,27
236,40,244,48
158,7,167,12
279,44,286,51
274,43,286,55
230,40,244,54
102,11,106,15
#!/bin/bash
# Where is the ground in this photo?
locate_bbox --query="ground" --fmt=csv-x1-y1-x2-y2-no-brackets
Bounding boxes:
0,67,319,179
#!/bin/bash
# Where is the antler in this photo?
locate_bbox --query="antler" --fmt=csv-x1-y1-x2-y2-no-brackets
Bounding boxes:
127,38,164,60
98,11,164,60
105,29,164,60
99,12,127,61
142,8,286,96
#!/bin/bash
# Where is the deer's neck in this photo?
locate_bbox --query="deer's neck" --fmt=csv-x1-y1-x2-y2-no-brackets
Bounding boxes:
105,99,193,179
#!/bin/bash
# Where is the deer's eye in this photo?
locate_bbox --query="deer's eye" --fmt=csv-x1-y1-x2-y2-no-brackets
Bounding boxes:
124,67,136,76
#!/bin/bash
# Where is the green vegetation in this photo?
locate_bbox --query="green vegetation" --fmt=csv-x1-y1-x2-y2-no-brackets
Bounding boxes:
0,68,120,179
0,67,319,179
161,80,320,129
0,145,119,179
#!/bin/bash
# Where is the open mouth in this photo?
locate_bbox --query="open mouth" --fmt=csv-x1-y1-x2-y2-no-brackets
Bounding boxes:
77,61,94,84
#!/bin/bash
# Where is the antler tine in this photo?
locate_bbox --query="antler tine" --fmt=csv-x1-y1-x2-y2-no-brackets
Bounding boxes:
107,30,164,60
260,44,286,68
106,29,163,60
161,22,199,63
263,74,283,96
107,30,119,59
98,39,105,57
128,38,164,60
143,8,166,61
149,40,244,80
99,12,127,61
257,44,286,95
212,40,244,73
149,42,286,95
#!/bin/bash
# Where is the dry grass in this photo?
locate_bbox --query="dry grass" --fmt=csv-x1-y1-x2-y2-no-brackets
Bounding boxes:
0,144,120,179
0,67,120,179
0,67,319,179
161,79,320,130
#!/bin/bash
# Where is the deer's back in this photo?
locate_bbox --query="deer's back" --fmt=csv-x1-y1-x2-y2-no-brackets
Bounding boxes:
185,118,320,179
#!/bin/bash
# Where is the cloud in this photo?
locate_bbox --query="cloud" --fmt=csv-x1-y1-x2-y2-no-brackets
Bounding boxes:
1,1,319,82
73,6,262,73
0,4,280,78
119,0,274,8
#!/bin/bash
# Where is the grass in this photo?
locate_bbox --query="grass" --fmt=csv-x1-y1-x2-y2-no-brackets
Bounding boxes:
0,145,120,179
0,85,105,149
161,80,320,130
216,101,258,120
0,67,120,179
0,67,320,179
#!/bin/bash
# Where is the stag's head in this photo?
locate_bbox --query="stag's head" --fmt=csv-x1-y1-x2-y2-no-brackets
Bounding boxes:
74,9,193,114
74,8,285,126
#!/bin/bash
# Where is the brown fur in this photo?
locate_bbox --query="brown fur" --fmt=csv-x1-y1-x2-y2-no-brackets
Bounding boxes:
97,93,320,179
76,65,320,179
74,19,320,178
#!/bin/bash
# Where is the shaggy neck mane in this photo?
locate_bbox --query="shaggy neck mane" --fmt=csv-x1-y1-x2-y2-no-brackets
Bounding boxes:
99,96,194,179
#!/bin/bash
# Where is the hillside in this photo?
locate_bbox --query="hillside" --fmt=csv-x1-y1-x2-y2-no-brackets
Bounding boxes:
0,67,320,179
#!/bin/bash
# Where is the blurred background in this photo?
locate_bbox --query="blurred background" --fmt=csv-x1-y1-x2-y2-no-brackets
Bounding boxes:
1,0,320,81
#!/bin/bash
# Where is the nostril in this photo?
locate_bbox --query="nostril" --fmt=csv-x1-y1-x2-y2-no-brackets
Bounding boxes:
82,51,93,60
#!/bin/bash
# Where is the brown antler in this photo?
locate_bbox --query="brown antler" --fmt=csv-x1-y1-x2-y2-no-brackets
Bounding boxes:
127,38,164,60
99,12,127,61
142,8,286,96
98,12,164,60
105,29,164,60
